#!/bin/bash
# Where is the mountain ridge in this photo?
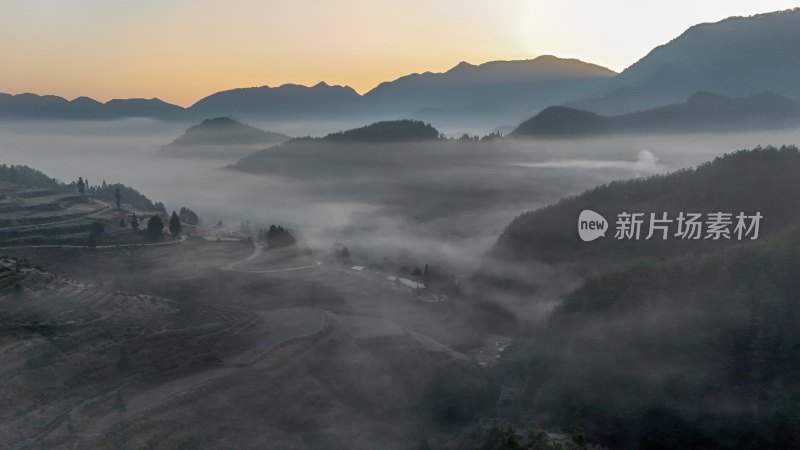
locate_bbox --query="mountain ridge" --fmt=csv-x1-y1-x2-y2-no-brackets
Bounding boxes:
570,8,800,114
0,56,615,122
0,92,185,121
513,91,800,137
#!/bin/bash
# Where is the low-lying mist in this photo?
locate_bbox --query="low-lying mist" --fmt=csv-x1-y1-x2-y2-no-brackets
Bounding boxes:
2,119,800,276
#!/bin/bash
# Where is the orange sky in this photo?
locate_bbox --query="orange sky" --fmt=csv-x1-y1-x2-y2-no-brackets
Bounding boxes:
1,0,797,106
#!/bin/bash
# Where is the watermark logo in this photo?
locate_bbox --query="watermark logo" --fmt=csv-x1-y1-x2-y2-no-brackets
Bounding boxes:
578,210,608,241
578,210,763,242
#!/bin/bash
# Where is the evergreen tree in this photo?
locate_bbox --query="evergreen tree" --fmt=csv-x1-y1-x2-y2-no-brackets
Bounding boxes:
169,211,182,236
77,177,85,196
130,213,139,230
114,187,121,210
147,215,164,241
177,206,200,225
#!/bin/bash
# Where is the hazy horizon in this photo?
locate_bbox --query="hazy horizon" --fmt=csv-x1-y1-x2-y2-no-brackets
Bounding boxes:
1,1,797,106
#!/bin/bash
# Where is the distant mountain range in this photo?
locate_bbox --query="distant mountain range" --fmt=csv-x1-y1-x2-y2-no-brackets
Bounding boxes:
3,9,800,125
512,91,800,137
361,55,615,121
0,57,613,124
161,117,289,158
0,93,184,121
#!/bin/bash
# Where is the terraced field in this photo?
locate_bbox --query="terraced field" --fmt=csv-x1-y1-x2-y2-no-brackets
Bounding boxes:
0,187,102,227
0,259,267,449
0,183,113,246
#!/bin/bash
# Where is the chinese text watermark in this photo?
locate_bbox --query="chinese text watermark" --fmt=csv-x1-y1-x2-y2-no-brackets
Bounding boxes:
578,210,762,242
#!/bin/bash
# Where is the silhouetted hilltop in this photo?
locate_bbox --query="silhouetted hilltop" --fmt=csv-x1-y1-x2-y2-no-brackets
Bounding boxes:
368,56,614,93
103,98,184,120
511,106,613,137
188,82,361,119
571,9,800,114
161,117,288,158
322,119,440,142
231,120,446,174
513,92,800,137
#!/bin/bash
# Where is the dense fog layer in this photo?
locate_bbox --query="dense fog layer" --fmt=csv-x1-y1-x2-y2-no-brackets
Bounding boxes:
2,119,800,275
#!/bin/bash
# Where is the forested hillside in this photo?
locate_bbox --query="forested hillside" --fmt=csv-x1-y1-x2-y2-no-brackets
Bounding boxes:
503,224,800,449
493,146,800,270
0,164,62,189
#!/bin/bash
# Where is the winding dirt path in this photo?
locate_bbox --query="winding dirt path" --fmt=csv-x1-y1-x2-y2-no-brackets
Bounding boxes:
0,199,110,232
221,241,263,270
221,240,323,274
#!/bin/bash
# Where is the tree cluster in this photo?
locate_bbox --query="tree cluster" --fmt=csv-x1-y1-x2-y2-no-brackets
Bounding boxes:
259,225,295,248
323,119,441,143
331,243,350,262
178,207,200,225
456,131,503,142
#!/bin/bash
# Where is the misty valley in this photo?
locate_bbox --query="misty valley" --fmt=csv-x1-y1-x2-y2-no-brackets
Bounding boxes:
4,6,800,450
